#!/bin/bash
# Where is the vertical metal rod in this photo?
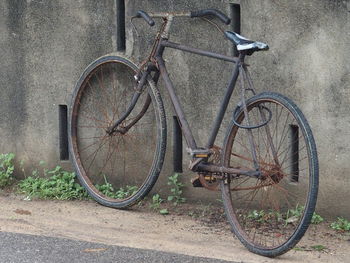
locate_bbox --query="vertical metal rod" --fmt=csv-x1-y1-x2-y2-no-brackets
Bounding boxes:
156,56,197,150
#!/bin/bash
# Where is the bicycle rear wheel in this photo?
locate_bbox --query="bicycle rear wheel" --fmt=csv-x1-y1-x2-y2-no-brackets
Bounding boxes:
69,55,166,208
221,92,318,257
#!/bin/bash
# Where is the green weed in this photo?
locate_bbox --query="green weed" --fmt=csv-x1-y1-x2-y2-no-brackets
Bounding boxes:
330,217,350,231
159,209,169,215
18,166,88,200
115,185,138,199
150,194,163,210
95,175,138,199
150,194,169,215
245,205,324,226
247,210,266,223
293,245,327,252
0,153,15,188
310,245,327,251
95,175,116,198
246,209,283,224
167,173,186,206
311,212,324,224
285,204,303,224
292,246,306,251
285,205,324,225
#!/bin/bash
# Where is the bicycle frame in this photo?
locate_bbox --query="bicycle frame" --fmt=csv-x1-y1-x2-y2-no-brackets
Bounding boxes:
156,40,264,177
109,17,262,178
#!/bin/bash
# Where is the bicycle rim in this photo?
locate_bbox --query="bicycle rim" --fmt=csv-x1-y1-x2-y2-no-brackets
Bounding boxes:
221,92,318,257
69,56,166,208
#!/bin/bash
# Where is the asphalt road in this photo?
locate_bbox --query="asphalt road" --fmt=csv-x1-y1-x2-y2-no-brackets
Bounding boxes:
0,232,237,263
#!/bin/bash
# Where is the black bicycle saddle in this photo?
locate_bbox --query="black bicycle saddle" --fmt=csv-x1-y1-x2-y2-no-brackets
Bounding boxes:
224,31,269,55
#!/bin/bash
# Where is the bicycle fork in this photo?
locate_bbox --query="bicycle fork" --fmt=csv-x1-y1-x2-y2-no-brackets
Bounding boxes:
106,66,158,135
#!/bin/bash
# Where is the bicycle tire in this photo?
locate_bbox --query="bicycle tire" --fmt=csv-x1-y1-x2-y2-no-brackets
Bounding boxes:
221,92,318,257
69,55,167,209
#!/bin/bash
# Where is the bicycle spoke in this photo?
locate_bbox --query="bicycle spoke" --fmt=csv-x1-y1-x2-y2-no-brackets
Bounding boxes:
86,80,111,124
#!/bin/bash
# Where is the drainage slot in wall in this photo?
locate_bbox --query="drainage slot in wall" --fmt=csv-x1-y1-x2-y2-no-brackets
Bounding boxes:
173,116,183,173
116,0,126,51
289,124,299,182
59,105,69,161
230,3,241,57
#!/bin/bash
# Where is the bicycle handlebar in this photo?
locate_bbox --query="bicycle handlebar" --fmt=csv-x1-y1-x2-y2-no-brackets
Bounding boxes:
190,9,231,25
135,10,155,26
133,9,230,27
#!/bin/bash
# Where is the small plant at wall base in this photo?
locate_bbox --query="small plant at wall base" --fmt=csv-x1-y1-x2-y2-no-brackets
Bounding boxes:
311,212,324,224
167,173,186,206
150,194,163,210
115,185,138,199
95,175,116,198
0,153,15,188
95,176,138,199
150,194,169,215
18,165,88,200
285,205,324,225
244,205,324,226
330,217,350,231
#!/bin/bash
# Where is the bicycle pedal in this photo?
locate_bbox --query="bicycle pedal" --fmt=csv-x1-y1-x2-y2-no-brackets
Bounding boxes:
203,175,217,182
187,148,211,158
191,176,203,187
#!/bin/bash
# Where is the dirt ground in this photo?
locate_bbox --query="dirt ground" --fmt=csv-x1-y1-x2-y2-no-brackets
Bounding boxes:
0,193,349,263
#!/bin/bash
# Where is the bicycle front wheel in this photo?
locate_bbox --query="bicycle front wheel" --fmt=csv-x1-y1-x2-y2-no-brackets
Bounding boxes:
221,92,318,257
69,55,166,208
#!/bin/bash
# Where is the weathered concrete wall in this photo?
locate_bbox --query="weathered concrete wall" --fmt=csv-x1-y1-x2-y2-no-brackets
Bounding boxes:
0,0,116,170
237,0,350,218
1,0,349,218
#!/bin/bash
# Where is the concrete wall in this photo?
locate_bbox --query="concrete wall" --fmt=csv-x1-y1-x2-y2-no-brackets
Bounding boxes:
0,0,116,169
237,0,350,219
1,0,349,218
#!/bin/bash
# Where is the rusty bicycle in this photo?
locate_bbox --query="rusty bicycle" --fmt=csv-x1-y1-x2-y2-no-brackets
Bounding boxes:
68,9,318,257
